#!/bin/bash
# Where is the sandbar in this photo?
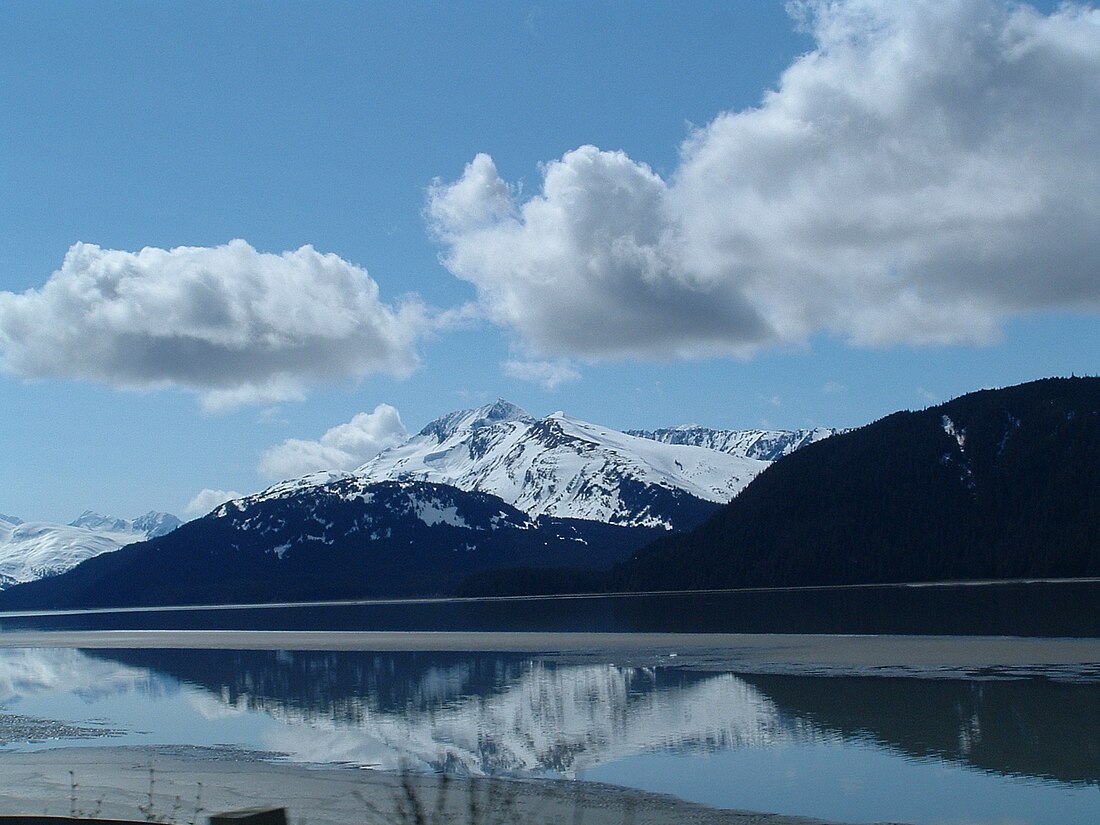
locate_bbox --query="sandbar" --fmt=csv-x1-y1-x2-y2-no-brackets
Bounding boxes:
0,630,1098,680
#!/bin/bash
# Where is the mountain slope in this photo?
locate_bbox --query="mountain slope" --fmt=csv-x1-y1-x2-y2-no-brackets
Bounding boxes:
616,377,1100,590
0,511,181,590
0,480,663,609
355,400,768,529
626,425,840,461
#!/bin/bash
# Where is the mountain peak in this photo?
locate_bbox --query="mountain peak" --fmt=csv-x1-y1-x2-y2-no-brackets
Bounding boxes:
68,511,128,532
356,398,775,528
473,399,531,428
418,399,533,442
65,510,181,537
131,511,183,537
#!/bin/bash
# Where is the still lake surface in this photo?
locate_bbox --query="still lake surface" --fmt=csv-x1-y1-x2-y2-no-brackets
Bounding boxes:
2,581,1099,825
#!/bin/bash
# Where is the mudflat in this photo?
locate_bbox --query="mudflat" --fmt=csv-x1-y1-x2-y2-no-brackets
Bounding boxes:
0,745,845,825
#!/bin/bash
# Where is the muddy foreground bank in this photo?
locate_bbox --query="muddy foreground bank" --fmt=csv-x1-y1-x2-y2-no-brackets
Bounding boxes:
0,746,859,825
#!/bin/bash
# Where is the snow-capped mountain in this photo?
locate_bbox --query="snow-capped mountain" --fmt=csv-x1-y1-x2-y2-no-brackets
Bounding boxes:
0,401,838,607
626,424,842,461
0,510,180,589
353,400,770,529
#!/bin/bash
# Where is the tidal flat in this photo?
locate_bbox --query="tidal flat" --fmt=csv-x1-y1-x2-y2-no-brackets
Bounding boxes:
0,745,838,825
2,628,1098,825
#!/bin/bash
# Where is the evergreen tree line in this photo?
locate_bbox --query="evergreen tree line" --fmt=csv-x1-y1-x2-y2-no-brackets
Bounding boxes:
613,377,1100,590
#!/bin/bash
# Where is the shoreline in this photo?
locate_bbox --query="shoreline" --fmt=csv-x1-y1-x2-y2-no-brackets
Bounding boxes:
0,745,856,825
2,576,1098,619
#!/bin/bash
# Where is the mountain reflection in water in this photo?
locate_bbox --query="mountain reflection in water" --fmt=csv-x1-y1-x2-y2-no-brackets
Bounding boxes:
45,647,1095,786
79,649,804,775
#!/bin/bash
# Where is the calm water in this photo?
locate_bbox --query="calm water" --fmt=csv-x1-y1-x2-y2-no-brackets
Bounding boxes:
3,579,1100,636
0,646,1098,825
2,582,1099,824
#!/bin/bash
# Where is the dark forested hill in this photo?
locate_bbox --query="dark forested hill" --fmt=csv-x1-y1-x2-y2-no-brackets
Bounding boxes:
615,377,1100,590
0,479,674,609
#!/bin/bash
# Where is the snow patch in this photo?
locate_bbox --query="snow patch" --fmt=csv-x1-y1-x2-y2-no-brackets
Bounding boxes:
414,499,469,529
942,415,967,450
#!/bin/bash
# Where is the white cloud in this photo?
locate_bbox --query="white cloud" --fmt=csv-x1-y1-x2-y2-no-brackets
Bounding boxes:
0,240,426,409
258,403,408,480
822,381,847,395
428,0,1100,359
916,386,941,404
185,488,242,517
502,359,581,391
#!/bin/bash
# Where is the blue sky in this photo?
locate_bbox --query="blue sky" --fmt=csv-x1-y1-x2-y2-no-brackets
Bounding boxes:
2,0,1098,523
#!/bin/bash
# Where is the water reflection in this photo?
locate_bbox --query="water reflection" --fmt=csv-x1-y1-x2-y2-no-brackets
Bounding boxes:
0,647,168,705
2,647,1098,790
740,673,1100,786
84,648,809,775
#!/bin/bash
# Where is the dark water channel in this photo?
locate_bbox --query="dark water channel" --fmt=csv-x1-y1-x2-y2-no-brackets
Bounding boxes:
2,579,1099,636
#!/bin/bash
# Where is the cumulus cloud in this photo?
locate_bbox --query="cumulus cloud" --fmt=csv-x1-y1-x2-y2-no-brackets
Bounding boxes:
502,359,581,391
258,403,407,480
428,0,1100,358
0,240,425,410
185,488,243,517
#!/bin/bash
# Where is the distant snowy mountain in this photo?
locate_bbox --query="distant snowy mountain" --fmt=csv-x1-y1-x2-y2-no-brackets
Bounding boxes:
354,400,770,529
0,510,181,589
0,514,22,539
626,425,842,462
67,510,181,537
